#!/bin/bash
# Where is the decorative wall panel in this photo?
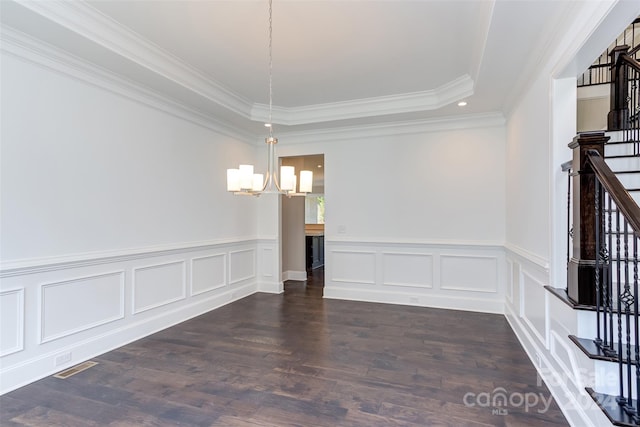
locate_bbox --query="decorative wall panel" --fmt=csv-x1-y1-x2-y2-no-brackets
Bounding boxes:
229,249,256,284
191,254,226,296
382,252,433,288
440,254,498,293
133,261,185,314
331,250,376,284
0,289,24,356
41,271,124,343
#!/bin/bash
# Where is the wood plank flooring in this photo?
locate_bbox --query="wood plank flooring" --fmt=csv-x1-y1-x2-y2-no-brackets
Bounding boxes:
1,268,568,426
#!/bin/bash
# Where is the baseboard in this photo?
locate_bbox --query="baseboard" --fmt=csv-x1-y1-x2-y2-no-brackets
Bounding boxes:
282,270,307,281
258,280,284,294
323,286,504,314
0,282,257,395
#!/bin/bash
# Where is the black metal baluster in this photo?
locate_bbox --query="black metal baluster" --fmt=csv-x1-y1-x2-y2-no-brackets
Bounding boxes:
634,68,638,153
568,166,572,267
634,68,639,154
634,233,639,423
628,66,631,146
596,179,603,346
603,194,611,351
618,208,626,406
632,68,638,154
608,195,616,354
623,219,635,416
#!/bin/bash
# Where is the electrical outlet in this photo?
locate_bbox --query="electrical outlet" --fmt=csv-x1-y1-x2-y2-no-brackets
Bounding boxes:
55,352,72,367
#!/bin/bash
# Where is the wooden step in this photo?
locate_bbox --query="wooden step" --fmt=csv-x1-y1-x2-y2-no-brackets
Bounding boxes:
587,388,640,427
569,335,639,365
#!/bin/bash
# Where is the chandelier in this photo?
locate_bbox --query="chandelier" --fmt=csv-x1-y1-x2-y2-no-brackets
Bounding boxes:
227,0,312,196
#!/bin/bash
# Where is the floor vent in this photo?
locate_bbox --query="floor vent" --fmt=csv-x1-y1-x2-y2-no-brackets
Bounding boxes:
53,361,98,379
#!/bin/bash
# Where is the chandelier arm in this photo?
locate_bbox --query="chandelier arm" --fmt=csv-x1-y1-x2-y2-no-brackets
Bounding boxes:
266,136,281,193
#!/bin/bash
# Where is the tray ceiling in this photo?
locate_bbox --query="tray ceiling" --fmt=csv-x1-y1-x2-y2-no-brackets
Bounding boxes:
0,0,601,136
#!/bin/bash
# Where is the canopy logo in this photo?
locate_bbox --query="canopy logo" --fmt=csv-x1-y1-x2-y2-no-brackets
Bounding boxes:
462,387,554,415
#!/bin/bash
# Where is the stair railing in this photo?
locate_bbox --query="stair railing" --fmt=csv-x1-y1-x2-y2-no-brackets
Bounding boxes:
578,17,640,87
586,149,640,424
608,45,640,153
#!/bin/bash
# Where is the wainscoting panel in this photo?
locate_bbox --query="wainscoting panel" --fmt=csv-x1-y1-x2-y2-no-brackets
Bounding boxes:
191,254,226,296
549,329,583,391
382,252,433,288
133,261,186,314
229,249,256,285
331,250,376,285
440,254,498,293
0,239,260,395
504,246,608,427
506,259,514,304
257,240,282,293
520,270,548,348
261,247,274,279
0,289,24,357
325,240,504,313
40,272,124,343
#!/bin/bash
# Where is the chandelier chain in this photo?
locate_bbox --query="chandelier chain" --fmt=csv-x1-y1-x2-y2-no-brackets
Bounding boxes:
268,0,273,138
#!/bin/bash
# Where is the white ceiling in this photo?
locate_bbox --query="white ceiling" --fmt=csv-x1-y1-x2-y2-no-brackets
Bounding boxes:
0,0,623,138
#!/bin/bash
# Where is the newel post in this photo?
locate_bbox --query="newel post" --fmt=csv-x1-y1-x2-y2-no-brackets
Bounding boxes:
607,45,630,131
567,131,609,305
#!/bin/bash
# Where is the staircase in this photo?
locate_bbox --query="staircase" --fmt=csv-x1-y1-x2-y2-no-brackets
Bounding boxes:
563,131,640,427
565,20,640,426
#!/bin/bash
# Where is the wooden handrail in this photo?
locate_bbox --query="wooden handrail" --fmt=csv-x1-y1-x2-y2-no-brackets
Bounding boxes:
621,53,640,72
586,149,640,235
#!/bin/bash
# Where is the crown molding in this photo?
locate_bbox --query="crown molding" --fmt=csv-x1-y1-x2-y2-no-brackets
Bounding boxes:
469,0,495,84
2,25,503,148
2,26,499,149
17,0,255,119
12,1,479,127
250,75,474,125
1,26,255,142
274,112,505,145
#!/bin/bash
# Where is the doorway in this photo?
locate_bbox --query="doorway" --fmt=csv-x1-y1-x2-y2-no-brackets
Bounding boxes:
280,154,324,294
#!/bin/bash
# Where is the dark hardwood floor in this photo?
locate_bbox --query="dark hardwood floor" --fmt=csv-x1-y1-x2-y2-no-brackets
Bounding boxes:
1,267,568,426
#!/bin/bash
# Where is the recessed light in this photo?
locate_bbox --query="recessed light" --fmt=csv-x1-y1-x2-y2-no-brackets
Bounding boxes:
458,101,467,107
318,165,322,168
264,123,272,127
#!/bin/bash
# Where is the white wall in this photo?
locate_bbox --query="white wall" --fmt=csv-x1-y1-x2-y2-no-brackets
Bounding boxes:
1,53,258,263
324,127,506,242
506,74,552,262
0,48,267,393
277,122,507,313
